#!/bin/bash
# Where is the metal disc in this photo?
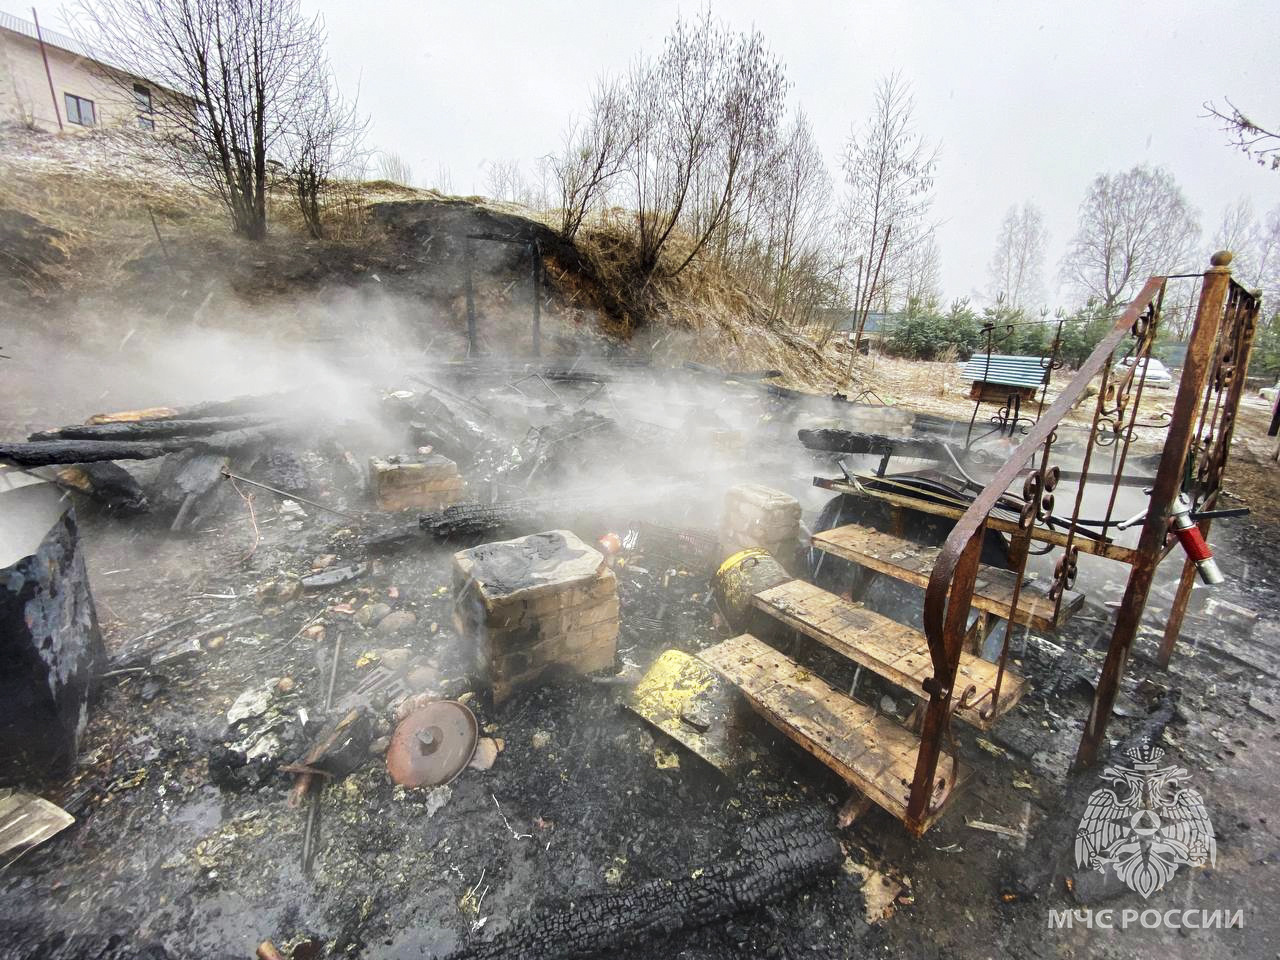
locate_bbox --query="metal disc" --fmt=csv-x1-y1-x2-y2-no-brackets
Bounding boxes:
386,700,479,788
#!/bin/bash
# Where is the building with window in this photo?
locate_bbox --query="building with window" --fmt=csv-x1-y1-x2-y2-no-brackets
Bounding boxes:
0,8,162,131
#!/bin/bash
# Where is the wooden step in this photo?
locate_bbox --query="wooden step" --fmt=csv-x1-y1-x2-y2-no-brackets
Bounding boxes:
751,579,1027,730
699,633,961,834
811,524,1084,632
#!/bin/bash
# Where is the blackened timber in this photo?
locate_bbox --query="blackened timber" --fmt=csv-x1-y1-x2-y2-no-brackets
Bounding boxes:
2,426,285,467
0,439,170,465
447,807,841,960
29,414,278,443
53,462,149,513
798,427,952,461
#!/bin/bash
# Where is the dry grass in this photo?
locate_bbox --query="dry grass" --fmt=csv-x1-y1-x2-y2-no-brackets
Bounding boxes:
0,125,448,286
567,215,848,391
0,127,895,401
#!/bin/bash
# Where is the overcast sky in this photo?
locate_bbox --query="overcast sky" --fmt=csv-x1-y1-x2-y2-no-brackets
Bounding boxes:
42,0,1280,302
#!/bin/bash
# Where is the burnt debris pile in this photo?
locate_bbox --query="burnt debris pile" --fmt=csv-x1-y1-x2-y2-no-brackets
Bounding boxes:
0,350,1266,960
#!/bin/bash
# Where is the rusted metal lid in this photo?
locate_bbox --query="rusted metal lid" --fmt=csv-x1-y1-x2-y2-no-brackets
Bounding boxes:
386,700,478,788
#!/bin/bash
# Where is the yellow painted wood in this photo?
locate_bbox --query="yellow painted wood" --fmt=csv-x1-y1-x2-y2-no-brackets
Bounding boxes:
699,634,961,831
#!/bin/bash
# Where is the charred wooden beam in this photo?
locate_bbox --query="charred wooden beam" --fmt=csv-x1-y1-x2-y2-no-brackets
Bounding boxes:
0,439,170,465
1,425,286,467
1,474,104,782
53,461,149,513
798,427,952,462
81,391,301,425
154,450,229,531
29,414,278,443
447,806,841,960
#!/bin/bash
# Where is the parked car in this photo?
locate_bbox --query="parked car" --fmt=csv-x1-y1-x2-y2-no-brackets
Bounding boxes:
1117,356,1173,389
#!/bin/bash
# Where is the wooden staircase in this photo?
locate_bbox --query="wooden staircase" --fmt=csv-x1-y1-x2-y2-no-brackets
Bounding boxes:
810,526,1084,632
694,258,1260,835
700,632,961,833
750,578,1028,730
698,520,1063,834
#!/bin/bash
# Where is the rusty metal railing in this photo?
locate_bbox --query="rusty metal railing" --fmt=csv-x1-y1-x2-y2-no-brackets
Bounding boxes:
902,252,1260,834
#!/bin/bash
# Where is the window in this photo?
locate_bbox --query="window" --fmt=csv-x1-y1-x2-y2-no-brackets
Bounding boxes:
133,83,155,131
64,93,95,126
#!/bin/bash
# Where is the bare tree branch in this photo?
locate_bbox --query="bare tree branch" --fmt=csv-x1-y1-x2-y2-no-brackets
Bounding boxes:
1204,98,1280,171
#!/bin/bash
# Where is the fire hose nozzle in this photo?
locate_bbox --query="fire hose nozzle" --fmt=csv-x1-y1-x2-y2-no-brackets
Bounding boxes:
1169,496,1225,586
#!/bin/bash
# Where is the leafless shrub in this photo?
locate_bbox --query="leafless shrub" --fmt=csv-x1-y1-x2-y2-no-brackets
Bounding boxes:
279,76,367,239
622,10,789,278
377,151,414,187
74,0,340,241
548,77,633,240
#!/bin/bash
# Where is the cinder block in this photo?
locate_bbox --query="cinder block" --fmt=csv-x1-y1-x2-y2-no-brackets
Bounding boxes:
720,484,801,567
369,453,463,511
453,530,619,700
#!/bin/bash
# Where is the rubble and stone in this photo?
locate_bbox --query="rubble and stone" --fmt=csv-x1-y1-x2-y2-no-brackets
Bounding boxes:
452,529,619,701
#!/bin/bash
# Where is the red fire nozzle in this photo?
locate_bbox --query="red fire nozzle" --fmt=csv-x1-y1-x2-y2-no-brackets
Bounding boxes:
1169,494,1225,585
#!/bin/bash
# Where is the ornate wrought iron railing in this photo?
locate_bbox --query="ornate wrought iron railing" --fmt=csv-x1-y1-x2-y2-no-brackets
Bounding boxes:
903,253,1261,834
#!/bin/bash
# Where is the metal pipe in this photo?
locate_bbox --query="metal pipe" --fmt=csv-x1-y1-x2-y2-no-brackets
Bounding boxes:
531,239,541,357
219,467,362,521
32,8,63,131
464,236,477,357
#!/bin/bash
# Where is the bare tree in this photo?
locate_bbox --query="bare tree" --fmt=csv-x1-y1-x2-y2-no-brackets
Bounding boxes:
1214,199,1280,304
1213,197,1258,279
279,73,366,239
1061,164,1201,309
627,14,722,277
677,22,788,274
624,10,788,278
482,158,525,203
1254,205,1280,304
548,77,633,240
75,0,331,240
759,109,835,325
987,202,1047,310
377,151,414,187
1205,98,1280,171
840,73,940,350
899,229,942,306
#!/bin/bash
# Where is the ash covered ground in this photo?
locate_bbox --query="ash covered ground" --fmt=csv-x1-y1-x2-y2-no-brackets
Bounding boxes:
1,349,1278,960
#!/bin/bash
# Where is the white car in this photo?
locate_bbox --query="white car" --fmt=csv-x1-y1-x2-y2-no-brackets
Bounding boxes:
1118,356,1174,389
